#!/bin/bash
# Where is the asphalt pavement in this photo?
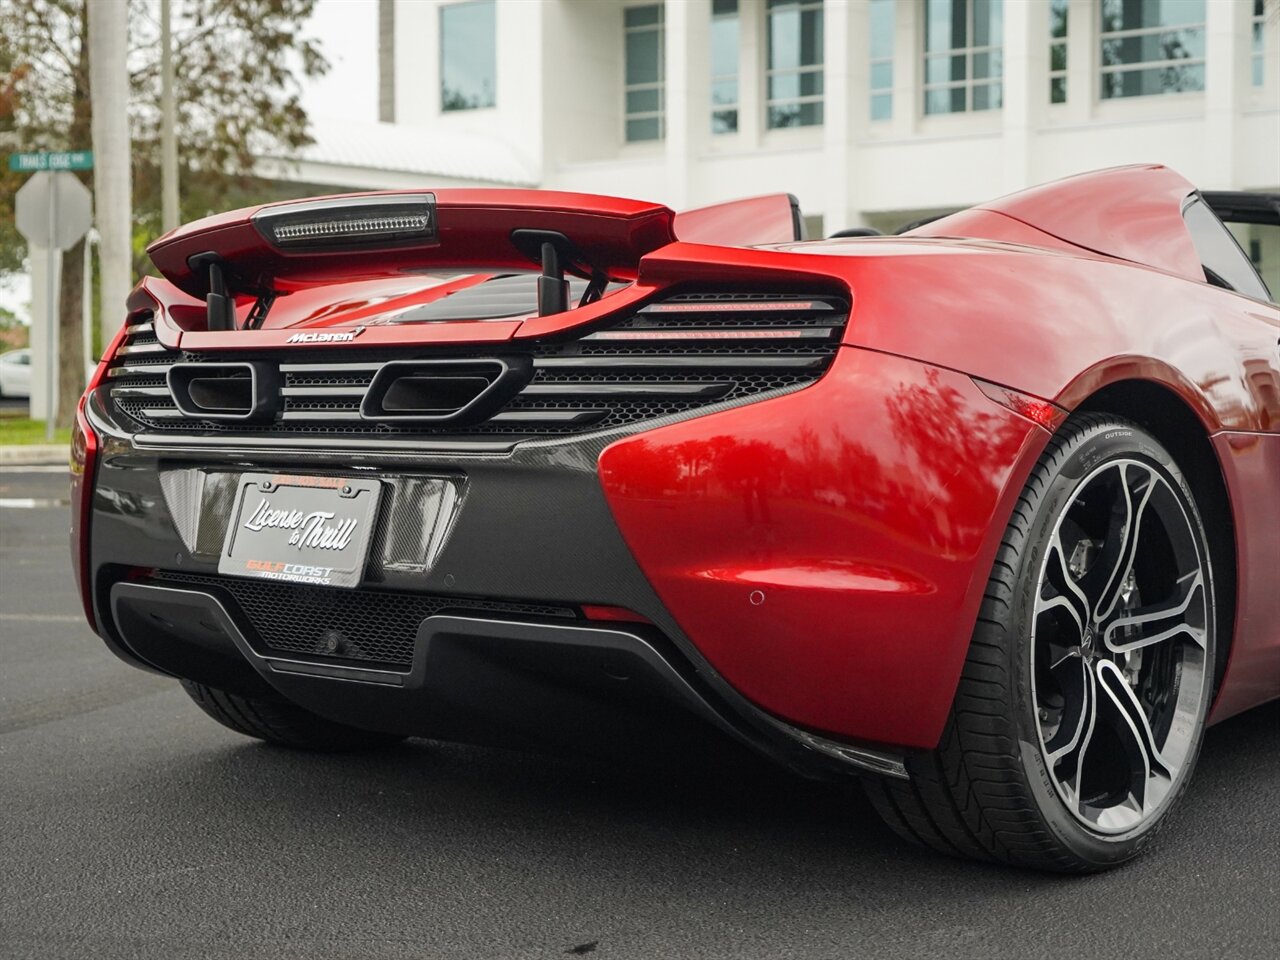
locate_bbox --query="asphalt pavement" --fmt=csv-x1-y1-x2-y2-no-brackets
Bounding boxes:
1,467,1276,960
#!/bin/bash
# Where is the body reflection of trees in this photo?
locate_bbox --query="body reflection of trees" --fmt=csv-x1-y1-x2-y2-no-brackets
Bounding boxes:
605,368,1030,557
884,370,1026,552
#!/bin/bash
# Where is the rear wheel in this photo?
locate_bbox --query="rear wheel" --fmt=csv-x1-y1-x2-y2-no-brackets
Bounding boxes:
181,680,404,752
866,414,1216,871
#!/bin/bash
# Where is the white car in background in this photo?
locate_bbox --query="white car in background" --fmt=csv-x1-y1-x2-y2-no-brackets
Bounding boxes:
0,348,32,398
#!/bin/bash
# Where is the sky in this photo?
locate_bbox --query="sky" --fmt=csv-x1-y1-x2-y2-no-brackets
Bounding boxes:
301,0,379,124
1,0,378,325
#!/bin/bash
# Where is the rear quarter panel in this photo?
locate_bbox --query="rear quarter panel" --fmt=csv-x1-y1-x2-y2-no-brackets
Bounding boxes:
783,242,1280,719
640,241,1280,723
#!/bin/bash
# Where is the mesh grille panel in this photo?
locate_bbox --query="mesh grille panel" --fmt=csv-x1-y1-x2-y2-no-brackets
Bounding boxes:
151,570,576,668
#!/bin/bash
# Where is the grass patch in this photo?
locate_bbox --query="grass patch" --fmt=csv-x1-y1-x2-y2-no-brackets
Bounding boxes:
0,418,72,446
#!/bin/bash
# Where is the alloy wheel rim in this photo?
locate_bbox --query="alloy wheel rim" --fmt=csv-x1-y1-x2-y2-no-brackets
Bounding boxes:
1031,458,1210,835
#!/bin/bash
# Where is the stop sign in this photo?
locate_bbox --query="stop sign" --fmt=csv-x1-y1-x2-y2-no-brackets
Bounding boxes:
15,171,93,250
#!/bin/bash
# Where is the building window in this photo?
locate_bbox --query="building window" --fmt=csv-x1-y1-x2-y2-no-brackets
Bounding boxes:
767,0,824,128
1049,0,1068,103
1099,0,1205,100
923,0,1003,115
440,1,496,111
869,0,894,121
711,0,739,133
1253,0,1266,88
625,5,664,142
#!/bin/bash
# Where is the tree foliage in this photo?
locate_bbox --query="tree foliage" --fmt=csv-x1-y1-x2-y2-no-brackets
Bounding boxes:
0,0,328,422
3,0,328,273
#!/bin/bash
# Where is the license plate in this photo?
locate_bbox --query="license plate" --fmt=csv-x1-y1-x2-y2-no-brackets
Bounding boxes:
220,473,382,589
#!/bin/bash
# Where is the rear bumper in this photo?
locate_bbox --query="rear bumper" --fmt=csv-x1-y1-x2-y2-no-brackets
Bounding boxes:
82,345,1047,770
111,582,905,774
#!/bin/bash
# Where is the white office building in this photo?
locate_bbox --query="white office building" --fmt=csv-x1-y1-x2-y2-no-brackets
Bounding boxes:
271,0,1280,239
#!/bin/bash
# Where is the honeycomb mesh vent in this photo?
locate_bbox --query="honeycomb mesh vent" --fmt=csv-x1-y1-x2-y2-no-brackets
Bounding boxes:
152,571,576,668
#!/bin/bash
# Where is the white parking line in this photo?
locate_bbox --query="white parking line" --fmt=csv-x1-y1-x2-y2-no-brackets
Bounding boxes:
0,465,69,474
0,613,84,623
0,498,69,509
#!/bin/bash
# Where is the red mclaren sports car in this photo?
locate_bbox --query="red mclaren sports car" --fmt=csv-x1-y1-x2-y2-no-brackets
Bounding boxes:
73,165,1279,871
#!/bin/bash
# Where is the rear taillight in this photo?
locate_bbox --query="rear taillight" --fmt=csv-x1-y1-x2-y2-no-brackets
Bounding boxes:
71,323,130,631
69,397,98,628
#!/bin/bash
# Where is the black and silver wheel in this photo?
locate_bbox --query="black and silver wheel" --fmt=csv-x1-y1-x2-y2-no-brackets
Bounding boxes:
866,414,1217,871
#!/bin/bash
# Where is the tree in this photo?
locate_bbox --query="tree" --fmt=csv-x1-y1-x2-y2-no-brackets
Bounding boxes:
0,0,328,425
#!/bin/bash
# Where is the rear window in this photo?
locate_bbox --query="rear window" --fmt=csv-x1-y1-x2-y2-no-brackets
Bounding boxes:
388,274,616,323
1183,196,1272,302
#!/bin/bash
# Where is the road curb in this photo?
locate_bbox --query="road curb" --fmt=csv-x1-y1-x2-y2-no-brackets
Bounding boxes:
0,444,68,466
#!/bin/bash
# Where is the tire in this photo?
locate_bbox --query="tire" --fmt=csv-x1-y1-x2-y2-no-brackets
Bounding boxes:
866,413,1217,872
181,680,405,752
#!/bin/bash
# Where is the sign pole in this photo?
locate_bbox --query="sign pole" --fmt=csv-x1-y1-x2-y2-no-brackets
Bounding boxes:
12,154,95,441
45,179,59,441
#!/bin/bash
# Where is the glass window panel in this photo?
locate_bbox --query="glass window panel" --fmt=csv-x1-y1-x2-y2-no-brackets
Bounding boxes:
1101,28,1204,69
626,29,661,85
799,9,824,65
925,54,967,83
624,5,660,28
769,70,823,100
974,0,1002,47
769,72,799,101
1101,0,1205,32
925,0,966,53
711,14,739,77
1101,63,1205,98
1100,0,1121,33
713,0,738,14
871,62,893,89
1106,28,1204,67
626,88,661,114
795,101,823,126
870,0,895,59
625,4,663,142
770,7,802,69
712,109,739,134
1051,41,1068,72
870,92,893,120
712,79,738,106
972,82,1002,110
973,50,1003,79
925,85,967,114
1050,0,1069,39
767,100,823,128
768,104,799,127
1050,75,1067,103
1149,0,1205,27
767,0,823,128
1251,0,1264,88
626,116,662,141
440,0,496,112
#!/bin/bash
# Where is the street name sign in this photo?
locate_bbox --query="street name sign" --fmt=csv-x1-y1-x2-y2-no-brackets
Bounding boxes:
9,150,94,172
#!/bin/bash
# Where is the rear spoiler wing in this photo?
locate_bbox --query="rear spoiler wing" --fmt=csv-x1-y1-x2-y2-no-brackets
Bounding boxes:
146,189,807,329
147,189,678,324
